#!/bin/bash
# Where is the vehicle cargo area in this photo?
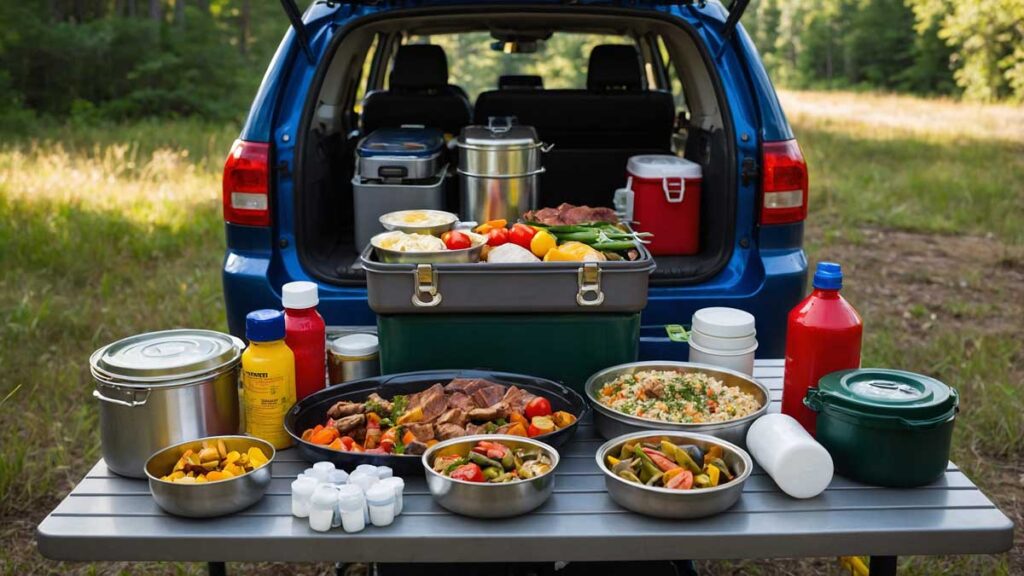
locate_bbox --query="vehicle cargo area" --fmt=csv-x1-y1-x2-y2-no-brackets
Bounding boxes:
294,9,736,286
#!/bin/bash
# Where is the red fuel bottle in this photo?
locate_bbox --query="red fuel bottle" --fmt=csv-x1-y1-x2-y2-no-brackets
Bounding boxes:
282,281,326,402
782,262,863,435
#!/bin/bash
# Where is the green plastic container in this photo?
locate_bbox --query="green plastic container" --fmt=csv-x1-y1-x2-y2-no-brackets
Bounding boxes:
805,368,959,488
378,313,640,394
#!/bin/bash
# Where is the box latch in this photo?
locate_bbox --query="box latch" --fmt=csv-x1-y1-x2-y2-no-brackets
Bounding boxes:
412,264,442,307
576,263,605,306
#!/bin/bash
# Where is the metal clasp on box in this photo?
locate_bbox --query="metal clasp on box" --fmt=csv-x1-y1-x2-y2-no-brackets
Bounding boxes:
412,264,442,307
576,263,605,306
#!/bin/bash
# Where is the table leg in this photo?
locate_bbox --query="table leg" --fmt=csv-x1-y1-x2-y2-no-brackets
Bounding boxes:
208,561,227,576
869,556,897,576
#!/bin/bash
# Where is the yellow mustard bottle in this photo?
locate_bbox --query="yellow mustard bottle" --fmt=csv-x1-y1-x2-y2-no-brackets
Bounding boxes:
241,309,296,449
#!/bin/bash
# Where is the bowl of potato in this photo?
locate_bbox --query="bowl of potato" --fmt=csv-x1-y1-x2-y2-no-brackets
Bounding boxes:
144,435,274,518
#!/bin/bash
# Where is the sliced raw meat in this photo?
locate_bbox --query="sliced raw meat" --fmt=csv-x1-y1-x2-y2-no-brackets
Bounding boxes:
436,423,467,441
447,392,477,412
471,385,506,408
524,203,619,226
445,378,499,395
437,408,468,427
406,422,435,442
501,386,537,414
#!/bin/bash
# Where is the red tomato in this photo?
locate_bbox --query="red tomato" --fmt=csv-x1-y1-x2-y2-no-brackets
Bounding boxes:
642,447,681,473
443,230,472,250
527,423,543,437
525,397,553,420
486,227,509,246
450,463,485,482
666,469,694,490
509,223,537,249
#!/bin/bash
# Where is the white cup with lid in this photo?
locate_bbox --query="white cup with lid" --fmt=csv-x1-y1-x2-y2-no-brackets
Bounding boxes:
687,307,758,376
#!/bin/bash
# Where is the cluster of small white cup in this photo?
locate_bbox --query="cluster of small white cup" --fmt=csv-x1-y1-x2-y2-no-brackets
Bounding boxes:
291,461,405,533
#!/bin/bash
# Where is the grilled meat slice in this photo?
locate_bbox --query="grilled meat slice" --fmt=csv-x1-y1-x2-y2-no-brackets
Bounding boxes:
445,378,500,395
364,393,393,414
408,383,448,422
471,384,506,409
467,402,509,422
501,385,537,414
405,422,435,442
333,414,366,434
436,423,467,441
437,408,468,427
404,440,428,455
326,401,364,419
523,203,619,226
465,423,486,435
447,392,477,412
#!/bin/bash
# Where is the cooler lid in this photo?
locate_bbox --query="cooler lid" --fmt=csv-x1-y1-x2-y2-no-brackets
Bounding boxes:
810,368,959,426
358,127,444,158
90,329,244,385
627,155,702,179
691,307,756,338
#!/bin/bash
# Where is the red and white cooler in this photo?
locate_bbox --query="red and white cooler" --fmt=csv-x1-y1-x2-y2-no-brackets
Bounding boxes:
620,155,702,255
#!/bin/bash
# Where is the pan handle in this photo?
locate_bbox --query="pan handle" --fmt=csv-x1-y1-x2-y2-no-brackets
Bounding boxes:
93,387,151,408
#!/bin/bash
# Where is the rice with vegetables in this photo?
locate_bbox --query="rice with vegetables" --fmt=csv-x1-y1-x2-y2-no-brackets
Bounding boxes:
598,370,760,423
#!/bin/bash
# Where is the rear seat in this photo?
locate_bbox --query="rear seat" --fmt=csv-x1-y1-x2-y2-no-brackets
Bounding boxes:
475,45,674,206
361,44,472,135
474,45,674,149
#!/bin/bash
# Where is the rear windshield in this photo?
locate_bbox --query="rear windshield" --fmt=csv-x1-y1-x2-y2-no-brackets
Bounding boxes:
405,32,635,101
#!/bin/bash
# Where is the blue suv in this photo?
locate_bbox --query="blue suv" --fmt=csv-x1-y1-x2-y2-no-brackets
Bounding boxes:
222,0,808,358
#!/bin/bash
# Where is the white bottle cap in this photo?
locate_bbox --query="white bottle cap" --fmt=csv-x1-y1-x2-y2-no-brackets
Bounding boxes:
380,476,404,493
349,471,378,492
313,461,336,474
376,466,393,480
291,476,319,495
328,469,349,485
354,464,378,476
310,484,338,507
282,281,319,309
330,333,379,357
691,307,756,339
365,483,395,506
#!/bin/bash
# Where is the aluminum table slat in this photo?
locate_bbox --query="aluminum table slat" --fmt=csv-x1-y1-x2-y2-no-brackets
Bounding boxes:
37,360,1013,564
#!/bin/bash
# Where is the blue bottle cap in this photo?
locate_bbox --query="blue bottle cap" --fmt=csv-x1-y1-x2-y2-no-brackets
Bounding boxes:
246,309,285,342
813,262,843,290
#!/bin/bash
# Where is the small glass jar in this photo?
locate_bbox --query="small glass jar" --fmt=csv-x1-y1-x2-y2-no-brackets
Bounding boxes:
291,476,319,518
336,484,366,533
328,334,380,385
379,476,405,516
365,483,396,527
309,484,338,532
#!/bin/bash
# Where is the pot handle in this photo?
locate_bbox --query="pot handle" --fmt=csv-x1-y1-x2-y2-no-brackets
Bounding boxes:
540,142,555,153
93,387,151,408
803,388,823,412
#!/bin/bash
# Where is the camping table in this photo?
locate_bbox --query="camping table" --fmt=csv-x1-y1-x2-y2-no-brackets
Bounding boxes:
38,360,1013,575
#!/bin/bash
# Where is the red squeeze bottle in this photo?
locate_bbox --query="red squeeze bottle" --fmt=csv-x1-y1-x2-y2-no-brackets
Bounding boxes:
782,262,863,435
282,281,326,402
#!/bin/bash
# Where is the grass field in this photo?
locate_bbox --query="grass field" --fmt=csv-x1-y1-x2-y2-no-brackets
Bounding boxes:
1,91,1021,575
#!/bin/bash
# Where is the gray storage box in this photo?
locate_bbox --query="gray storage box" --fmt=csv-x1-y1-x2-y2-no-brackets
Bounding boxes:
361,243,656,314
352,170,446,252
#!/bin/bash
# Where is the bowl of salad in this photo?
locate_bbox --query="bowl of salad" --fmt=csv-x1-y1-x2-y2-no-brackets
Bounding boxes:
422,435,558,518
596,431,752,519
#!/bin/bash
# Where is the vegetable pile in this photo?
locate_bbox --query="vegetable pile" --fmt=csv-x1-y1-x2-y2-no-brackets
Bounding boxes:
606,437,735,490
300,378,576,456
433,440,553,483
158,439,270,484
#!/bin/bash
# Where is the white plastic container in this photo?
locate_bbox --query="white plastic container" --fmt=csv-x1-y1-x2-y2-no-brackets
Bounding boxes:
290,476,319,518
309,484,338,532
366,483,396,527
336,484,366,533
311,461,336,483
380,476,405,516
746,414,834,499
327,469,349,486
688,307,758,376
376,466,393,480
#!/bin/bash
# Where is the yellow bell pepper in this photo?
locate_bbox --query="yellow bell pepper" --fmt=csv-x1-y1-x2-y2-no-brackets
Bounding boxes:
530,230,557,258
397,406,424,425
705,463,721,486
542,241,607,262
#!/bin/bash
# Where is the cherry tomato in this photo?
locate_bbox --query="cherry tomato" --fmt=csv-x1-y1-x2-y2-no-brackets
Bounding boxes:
525,396,553,420
442,230,472,250
450,463,485,482
666,469,694,490
527,424,543,437
509,223,537,249
486,227,509,246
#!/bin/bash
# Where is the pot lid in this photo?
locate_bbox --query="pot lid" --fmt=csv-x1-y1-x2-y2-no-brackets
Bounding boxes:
91,329,244,384
691,307,756,338
813,368,958,422
458,122,540,148
627,155,702,179
330,333,379,357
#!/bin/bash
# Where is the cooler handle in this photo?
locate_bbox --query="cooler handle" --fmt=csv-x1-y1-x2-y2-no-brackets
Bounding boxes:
663,178,685,203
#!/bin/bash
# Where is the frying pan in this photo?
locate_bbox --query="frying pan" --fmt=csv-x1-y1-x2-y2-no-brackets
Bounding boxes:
284,369,588,476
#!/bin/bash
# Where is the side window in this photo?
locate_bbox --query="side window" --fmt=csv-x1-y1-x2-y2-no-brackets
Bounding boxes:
353,34,381,116
657,35,690,122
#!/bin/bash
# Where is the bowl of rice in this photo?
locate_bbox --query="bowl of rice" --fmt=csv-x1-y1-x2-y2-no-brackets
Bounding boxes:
584,361,769,447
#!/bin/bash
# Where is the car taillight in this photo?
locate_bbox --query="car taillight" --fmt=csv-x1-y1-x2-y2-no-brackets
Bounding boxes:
223,139,271,227
760,139,808,225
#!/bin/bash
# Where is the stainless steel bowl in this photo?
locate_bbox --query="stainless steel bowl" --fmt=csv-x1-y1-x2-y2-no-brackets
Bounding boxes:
585,361,770,447
371,230,486,264
145,435,274,518
422,434,558,518
379,210,459,236
597,431,751,519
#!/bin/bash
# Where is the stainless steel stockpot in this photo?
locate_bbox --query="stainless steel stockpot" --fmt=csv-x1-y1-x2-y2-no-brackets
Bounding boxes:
90,329,244,478
457,118,550,223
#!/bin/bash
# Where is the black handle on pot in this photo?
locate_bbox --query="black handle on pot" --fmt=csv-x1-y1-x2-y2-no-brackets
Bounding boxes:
803,387,823,412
